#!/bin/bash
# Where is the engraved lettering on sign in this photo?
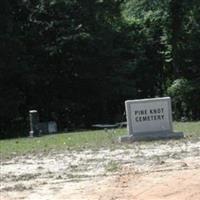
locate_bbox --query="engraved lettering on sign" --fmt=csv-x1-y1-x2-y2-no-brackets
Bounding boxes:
134,108,165,122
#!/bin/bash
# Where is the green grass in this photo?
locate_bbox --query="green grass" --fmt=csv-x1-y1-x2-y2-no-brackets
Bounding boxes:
105,161,120,172
0,129,124,159
174,121,200,137
0,121,199,159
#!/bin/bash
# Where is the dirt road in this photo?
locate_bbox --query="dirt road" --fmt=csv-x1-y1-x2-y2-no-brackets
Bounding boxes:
1,140,200,200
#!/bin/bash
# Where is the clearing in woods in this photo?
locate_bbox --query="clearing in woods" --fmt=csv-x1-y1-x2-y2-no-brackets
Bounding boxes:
0,122,200,200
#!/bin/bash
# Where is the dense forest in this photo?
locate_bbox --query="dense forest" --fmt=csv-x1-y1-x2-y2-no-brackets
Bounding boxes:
1,0,200,138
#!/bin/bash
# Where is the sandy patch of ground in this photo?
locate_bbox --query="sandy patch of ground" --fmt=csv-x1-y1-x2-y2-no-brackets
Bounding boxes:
1,139,200,200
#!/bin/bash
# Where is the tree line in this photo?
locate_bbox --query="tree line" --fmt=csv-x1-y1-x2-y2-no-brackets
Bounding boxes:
1,0,200,138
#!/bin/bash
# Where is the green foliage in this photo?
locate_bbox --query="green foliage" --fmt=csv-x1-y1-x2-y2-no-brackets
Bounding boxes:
1,0,200,138
167,79,200,120
167,79,193,97
124,0,200,119
105,160,120,172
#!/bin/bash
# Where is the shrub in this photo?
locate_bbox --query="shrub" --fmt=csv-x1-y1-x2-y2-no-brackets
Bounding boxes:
167,78,198,120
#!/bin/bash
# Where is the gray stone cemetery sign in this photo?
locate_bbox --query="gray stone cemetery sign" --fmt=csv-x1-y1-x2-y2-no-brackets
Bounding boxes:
120,97,183,142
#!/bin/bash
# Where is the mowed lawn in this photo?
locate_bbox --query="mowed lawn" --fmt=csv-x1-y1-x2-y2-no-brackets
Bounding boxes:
0,121,200,159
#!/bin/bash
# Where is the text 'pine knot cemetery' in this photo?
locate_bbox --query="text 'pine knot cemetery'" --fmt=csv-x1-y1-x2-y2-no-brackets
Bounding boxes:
134,108,165,122
120,97,183,142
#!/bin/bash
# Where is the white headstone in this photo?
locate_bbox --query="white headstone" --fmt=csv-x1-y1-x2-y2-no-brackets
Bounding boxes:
48,121,57,133
120,97,183,142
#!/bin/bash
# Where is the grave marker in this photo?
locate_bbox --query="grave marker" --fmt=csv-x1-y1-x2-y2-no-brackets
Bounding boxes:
120,97,183,142
29,110,40,137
